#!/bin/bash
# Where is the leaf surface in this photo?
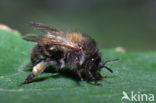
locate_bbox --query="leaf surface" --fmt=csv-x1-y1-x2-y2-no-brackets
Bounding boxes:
0,30,156,103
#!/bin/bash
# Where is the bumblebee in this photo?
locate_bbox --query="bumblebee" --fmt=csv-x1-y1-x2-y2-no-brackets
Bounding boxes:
19,22,119,86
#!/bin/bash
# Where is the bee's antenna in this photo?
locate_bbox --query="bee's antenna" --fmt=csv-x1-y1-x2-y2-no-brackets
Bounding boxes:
103,58,120,65
103,65,113,73
100,58,120,73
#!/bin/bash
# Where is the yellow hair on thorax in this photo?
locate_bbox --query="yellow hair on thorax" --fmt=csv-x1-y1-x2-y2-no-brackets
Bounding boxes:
66,32,85,43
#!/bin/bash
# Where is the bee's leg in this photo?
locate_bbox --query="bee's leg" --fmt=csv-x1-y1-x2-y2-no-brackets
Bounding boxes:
86,63,102,86
76,64,84,81
18,73,35,86
96,71,107,78
86,69,97,85
18,62,47,86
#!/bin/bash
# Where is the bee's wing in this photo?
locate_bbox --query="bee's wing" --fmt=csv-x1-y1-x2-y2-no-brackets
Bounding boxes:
22,35,43,42
23,35,81,51
29,22,64,35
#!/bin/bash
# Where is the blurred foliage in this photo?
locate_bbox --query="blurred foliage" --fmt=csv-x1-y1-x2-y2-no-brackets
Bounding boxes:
0,30,156,103
0,0,156,51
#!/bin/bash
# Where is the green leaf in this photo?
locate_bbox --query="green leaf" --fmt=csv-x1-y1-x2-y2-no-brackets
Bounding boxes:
0,30,156,103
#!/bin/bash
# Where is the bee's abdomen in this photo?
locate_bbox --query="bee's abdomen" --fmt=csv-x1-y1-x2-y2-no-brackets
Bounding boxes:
31,44,64,66
31,44,47,66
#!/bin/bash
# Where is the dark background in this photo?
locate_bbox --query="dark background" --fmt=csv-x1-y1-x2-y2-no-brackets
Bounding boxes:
0,0,156,51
